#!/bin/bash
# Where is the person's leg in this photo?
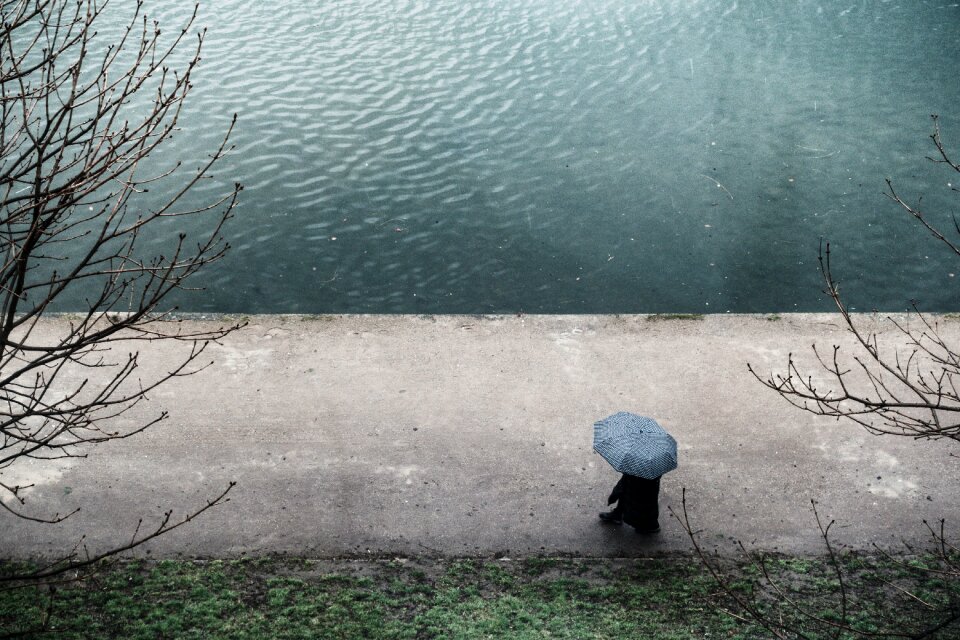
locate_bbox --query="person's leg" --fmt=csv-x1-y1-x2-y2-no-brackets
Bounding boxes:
633,476,661,533
616,475,643,528
598,504,623,523
599,477,626,524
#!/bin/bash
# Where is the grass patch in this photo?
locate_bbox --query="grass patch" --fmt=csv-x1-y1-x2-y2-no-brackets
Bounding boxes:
0,554,956,639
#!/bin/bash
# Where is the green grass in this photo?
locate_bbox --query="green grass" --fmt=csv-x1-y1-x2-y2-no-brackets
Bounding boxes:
0,554,956,639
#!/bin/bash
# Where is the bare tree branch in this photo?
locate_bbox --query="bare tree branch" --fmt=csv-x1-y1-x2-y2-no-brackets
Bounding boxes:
723,115,960,637
0,0,242,587
673,491,959,639
748,116,960,443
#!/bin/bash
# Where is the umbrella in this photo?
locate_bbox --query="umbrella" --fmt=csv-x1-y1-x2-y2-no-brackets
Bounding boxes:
593,412,677,479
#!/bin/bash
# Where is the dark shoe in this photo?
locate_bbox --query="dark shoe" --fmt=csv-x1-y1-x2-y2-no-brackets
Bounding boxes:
634,524,661,535
598,511,623,525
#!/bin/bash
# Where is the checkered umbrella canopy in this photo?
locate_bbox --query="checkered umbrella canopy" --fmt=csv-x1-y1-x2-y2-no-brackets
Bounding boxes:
592,412,677,479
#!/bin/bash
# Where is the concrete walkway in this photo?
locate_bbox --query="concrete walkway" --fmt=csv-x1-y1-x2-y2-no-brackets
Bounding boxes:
2,314,958,559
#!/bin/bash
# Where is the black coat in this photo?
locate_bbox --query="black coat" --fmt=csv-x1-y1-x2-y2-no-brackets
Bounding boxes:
608,473,661,529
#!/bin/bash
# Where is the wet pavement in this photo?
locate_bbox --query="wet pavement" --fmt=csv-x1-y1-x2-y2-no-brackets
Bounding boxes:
2,314,958,559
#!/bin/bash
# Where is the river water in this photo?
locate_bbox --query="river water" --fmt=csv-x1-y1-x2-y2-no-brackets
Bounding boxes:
113,1,960,313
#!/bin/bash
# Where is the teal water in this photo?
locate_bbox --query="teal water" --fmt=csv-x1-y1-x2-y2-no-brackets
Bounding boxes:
106,1,960,312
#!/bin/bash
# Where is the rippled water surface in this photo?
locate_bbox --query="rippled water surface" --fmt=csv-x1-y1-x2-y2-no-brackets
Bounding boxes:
127,1,960,312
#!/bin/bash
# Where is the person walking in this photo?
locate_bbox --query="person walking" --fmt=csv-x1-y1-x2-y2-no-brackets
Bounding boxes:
598,473,661,534
592,412,676,535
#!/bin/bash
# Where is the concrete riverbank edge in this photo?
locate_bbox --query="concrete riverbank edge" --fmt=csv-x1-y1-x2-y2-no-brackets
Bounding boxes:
1,313,958,560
